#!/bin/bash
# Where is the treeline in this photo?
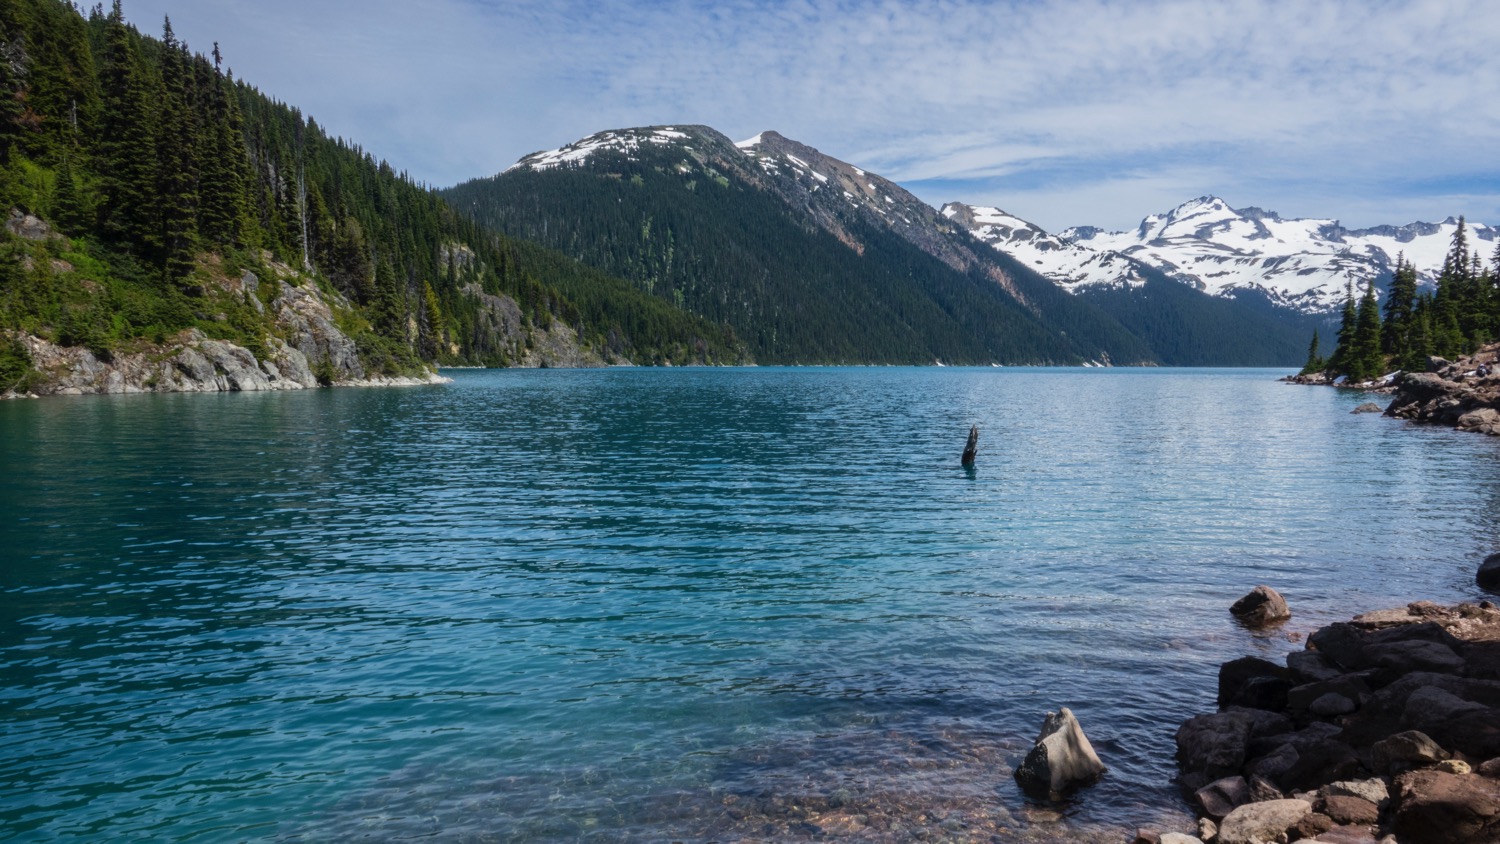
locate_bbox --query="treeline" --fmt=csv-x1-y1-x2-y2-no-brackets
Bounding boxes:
0,0,741,375
1307,219,1499,380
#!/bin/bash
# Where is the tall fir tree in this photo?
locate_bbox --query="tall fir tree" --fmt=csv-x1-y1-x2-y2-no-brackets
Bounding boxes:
96,0,156,252
1328,281,1357,375
155,17,199,281
1299,329,1324,375
1350,279,1383,382
1381,255,1417,358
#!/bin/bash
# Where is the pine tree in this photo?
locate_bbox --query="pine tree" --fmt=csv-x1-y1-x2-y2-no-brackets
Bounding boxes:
1299,329,1324,375
196,42,246,247
1351,280,1383,382
420,280,443,360
1328,281,1357,375
1381,255,1417,358
155,18,199,281
52,152,87,233
96,1,157,252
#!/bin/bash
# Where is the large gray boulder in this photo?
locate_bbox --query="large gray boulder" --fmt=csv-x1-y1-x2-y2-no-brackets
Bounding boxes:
1231,586,1291,627
1216,798,1312,844
1013,707,1106,796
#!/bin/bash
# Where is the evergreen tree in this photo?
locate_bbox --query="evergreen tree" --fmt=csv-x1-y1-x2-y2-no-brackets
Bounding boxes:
420,279,443,360
52,151,87,233
1299,329,1324,375
155,17,199,281
96,0,156,252
1328,281,1357,375
1351,280,1383,381
195,41,246,246
1381,255,1417,358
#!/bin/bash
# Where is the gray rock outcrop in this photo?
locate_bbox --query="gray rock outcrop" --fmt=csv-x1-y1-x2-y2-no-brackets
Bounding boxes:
1386,342,1500,435
1013,707,1106,796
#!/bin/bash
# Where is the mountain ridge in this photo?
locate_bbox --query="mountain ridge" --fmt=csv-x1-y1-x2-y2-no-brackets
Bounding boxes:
951,195,1495,315
447,125,1313,366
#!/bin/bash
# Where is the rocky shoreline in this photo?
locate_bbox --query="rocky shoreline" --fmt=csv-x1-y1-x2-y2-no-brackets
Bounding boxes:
1284,342,1500,437
1133,592,1500,844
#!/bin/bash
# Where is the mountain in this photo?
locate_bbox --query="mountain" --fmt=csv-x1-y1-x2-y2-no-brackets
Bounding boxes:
0,0,743,398
949,196,1496,314
445,126,1305,366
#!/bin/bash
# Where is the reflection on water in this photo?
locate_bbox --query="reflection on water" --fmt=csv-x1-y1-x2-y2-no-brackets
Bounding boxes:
2,368,1498,842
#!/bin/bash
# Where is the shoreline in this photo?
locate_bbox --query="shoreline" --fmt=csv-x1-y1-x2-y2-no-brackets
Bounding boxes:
1283,341,1500,437
1133,592,1500,844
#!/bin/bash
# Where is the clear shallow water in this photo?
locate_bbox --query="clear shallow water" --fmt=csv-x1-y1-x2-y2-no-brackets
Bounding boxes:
2,367,1498,842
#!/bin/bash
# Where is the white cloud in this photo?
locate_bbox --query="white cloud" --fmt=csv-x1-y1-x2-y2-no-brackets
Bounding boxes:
122,0,1500,231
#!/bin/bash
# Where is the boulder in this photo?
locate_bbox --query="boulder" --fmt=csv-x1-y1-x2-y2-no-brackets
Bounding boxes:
1322,778,1390,807
1287,650,1343,684
1290,811,1336,841
1248,775,1285,803
1245,743,1299,782
1313,825,1384,844
1216,798,1312,844
1480,553,1500,594
1219,656,1292,711
1158,835,1205,844
1278,739,1364,792
1352,402,1384,413
1308,623,1370,670
1391,769,1500,844
1231,586,1291,627
1481,758,1500,778
1310,692,1358,717
1371,731,1449,775
1366,639,1466,678
1322,794,1380,825
1013,707,1106,795
1178,710,1288,783
1286,675,1369,712
1195,775,1250,820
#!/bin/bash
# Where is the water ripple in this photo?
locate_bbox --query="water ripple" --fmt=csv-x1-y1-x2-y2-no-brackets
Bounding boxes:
2,368,1498,842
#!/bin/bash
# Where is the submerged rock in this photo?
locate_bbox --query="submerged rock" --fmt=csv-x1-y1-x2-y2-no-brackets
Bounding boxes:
1230,585,1291,628
1013,707,1106,796
1479,553,1500,594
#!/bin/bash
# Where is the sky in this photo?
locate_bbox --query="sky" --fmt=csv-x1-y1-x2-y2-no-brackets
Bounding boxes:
121,0,1500,233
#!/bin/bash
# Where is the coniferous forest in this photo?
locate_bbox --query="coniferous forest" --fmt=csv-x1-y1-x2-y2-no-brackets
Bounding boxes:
0,0,744,391
1306,218,1500,381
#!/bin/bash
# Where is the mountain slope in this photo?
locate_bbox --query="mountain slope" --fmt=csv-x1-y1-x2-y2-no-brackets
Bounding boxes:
446,126,1157,365
0,0,743,397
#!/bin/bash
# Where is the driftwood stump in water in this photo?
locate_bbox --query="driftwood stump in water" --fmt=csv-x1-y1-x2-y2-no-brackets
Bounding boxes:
961,425,979,467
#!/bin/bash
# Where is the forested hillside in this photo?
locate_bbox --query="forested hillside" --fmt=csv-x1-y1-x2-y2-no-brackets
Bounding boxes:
0,0,741,394
445,128,1161,365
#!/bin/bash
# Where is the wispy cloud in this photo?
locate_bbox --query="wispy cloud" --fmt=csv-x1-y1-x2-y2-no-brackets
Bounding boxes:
125,0,1500,231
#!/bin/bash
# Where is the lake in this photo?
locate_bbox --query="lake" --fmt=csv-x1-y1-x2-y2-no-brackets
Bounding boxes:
3,367,1498,842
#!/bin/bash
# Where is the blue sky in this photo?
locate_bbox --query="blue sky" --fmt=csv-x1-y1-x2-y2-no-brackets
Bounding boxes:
122,0,1500,233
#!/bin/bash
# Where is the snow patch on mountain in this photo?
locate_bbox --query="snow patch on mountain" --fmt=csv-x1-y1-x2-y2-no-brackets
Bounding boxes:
508,127,695,172
942,204,1149,290
952,195,1496,314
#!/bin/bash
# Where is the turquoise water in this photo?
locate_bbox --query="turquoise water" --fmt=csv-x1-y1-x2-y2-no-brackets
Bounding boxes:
3,368,1498,842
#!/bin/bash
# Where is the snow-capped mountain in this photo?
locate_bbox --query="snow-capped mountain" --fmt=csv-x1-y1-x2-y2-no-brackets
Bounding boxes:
453,126,1324,365
948,196,1497,314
